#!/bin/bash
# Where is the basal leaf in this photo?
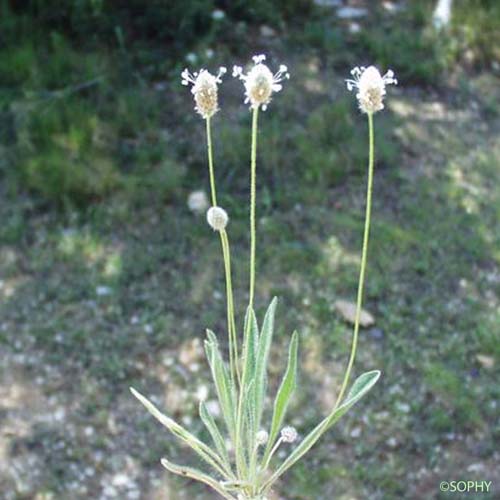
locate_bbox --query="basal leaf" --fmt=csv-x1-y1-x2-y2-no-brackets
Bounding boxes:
205,330,237,440
161,458,236,500
130,387,232,479
253,297,277,433
263,330,299,463
261,370,381,493
199,401,231,469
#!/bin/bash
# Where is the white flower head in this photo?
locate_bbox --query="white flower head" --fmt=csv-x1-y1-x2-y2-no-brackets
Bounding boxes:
232,54,289,110
181,67,227,119
256,430,269,446
280,426,298,443
187,190,209,215
206,206,229,231
346,66,397,114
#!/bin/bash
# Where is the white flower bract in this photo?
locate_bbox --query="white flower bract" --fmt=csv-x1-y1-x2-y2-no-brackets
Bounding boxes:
280,426,298,443
206,206,229,231
256,430,269,445
233,54,289,110
346,66,397,114
181,67,227,119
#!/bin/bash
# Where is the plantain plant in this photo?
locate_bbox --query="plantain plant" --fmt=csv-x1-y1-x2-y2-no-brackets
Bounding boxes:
131,55,397,499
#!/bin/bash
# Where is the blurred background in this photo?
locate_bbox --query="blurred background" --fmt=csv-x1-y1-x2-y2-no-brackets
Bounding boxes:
0,0,499,498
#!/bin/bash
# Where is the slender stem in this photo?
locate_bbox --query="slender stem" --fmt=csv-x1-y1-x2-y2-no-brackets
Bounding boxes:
249,107,259,310
220,230,241,386
260,437,283,474
334,112,375,408
235,106,260,480
205,118,239,386
206,117,217,206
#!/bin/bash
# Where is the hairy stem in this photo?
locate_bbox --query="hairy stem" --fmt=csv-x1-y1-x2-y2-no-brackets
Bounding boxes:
205,117,239,388
206,116,217,206
249,107,259,310
220,229,241,386
334,112,375,408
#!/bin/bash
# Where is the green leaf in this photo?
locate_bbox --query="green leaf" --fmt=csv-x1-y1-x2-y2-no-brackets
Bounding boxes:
161,458,237,500
241,306,259,390
253,297,278,433
205,330,237,440
234,308,259,476
130,387,232,479
263,331,299,463
261,370,381,493
199,402,231,469
242,378,256,458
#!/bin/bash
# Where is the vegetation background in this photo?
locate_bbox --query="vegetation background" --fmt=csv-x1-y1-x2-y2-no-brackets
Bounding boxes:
0,0,498,498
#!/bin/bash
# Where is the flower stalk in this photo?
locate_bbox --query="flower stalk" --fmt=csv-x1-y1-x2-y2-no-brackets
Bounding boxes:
206,116,218,206
334,112,375,408
205,116,240,387
249,106,259,309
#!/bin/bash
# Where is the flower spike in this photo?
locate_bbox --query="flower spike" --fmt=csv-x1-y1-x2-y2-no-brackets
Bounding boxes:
233,54,289,111
181,67,227,118
346,66,397,114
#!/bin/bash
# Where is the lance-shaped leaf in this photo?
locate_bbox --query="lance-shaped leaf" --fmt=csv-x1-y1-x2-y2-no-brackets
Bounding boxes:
261,370,381,493
262,330,299,464
242,378,256,458
237,307,259,457
199,402,231,470
241,307,259,391
161,458,236,500
253,297,278,433
205,330,237,440
130,388,232,479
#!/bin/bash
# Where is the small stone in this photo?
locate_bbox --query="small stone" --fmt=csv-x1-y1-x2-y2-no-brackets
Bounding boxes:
476,354,494,369
386,436,398,448
54,407,66,422
467,463,485,473
84,426,95,437
96,285,112,296
112,473,131,487
348,22,361,34
179,338,204,366
334,299,375,327
313,0,342,6
350,426,362,438
260,25,276,38
337,7,368,19
395,401,410,413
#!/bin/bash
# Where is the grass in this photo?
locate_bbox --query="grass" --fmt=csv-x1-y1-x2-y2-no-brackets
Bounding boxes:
1,2,499,499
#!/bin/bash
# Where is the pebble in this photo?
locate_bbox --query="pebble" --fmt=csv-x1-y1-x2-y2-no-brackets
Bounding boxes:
386,437,398,448
350,426,362,438
337,7,368,19
96,286,112,296
395,401,410,413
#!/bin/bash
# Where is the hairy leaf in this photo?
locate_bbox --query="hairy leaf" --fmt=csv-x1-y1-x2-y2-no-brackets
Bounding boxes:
161,458,236,500
199,401,231,469
263,330,299,463
261,370,381,493
205,330,237,440
253,297,278,434
130,387,231,479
